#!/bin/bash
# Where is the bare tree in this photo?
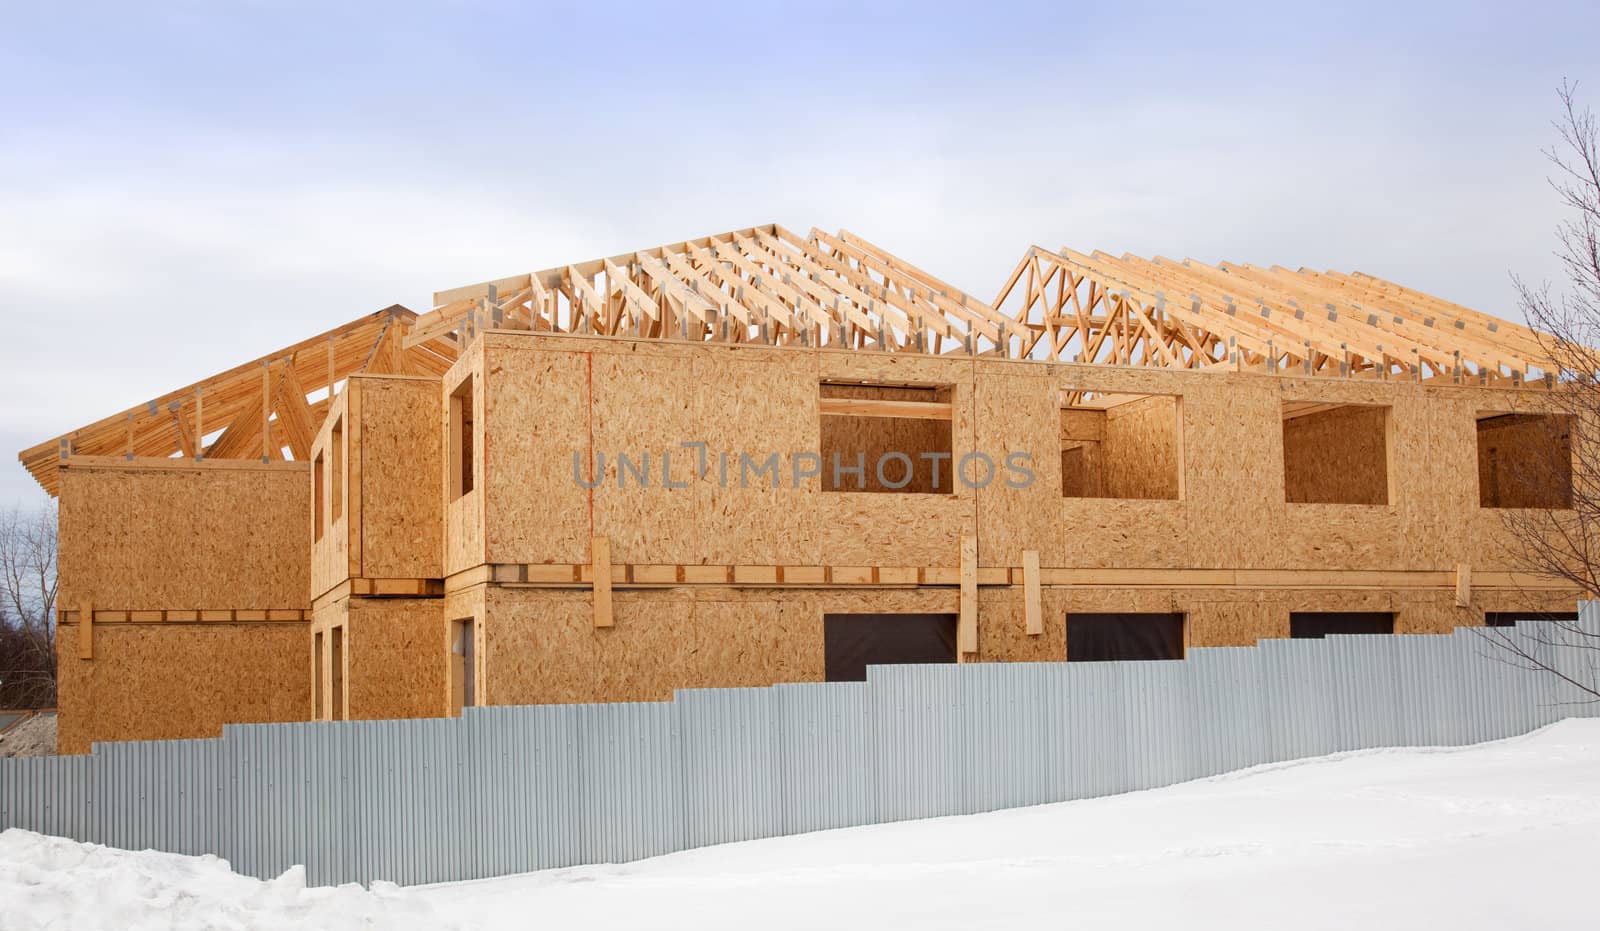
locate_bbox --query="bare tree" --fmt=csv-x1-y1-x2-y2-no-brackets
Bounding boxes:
1486,81,1600,700
0,503,58,708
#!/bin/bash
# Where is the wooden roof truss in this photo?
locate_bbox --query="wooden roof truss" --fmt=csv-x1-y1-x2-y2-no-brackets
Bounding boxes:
411,224,1020,358
24,223,1561,495
21,306,459,495
990,247,1559,392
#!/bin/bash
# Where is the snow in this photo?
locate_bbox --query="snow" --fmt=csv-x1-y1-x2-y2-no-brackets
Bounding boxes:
6,719,1600,930
0,832,442,931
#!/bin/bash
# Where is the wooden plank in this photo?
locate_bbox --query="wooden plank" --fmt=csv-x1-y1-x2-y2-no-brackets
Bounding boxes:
592,536,613,628
817,397,953,420
1455,563,1472,608
347,381,363,579
958,535,977,656
878,566,918,585
732,565,779,585
77,600,92,660
1023,550,1042,636
832,566,874,585
680,565,731,584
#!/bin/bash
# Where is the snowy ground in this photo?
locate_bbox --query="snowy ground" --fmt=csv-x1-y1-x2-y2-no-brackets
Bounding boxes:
5,719,1599,930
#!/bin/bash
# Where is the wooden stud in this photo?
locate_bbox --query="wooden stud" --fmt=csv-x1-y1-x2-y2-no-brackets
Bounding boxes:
958,535,977,657
1022,550,1042,636
1455,563,1472,608
77,600,92,660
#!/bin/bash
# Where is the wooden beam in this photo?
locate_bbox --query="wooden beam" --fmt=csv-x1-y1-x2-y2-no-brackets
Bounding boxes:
1455,563,1472,608
1023,550,1042,636
77,600,93,660
958,535,978,656
817,398,953,420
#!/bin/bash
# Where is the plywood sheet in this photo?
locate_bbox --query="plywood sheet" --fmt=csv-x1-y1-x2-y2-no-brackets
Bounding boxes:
55,621,308,754
58,462,310,610
357,377,444,579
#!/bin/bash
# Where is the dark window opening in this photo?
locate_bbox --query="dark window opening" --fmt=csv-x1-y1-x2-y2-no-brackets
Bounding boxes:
1282,402,1390,504
450,377,475,499
1477,413,1573,509
824,613,958,681
330,625,345,721
331,417,344,523
313,631,325,720
1484,611,1579,628
1290,612,1395,638
450,617,476,715
819,383,953,493
1066,612,1186,661
312,452,326,541
1060,392,1183,500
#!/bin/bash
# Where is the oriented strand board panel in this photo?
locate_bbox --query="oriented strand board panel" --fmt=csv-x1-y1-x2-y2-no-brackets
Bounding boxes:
1102,395,1182,500
58,460,310,609
975,368,1063,568
55,621,308,754
479,343,589,567
354,376,444,579
1282,403,1389,505
484,586,965,705
444,347,488,575
587,348,699,565
346,597,445,720
691,350,822,565
310,391,351,599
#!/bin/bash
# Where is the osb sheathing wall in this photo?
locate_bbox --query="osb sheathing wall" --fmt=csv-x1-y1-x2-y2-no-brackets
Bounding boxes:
467,334,977,570
1282,404,1390,505
312,596,444,721
56,460,313,753
311,375,444,598
443,348,487,577
462,332,1580,581
475,583,1576,705
59,460,310,608
56,622,308,754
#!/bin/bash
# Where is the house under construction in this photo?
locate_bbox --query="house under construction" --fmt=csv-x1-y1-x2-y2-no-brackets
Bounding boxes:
25,224,1581,754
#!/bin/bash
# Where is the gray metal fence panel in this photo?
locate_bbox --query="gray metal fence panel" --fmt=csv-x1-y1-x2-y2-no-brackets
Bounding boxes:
577,701,682,864
773,681,873,834
463,703,582,877
4,612,1599,887
870,663,962,821
676,687,782,849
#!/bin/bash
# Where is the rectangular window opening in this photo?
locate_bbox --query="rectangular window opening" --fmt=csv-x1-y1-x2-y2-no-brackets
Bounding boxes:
818,382,954,493
1060,390,1183,500
1476,412,1573,509
1066,612,1186,661
313,631,325,720
1283,402,1390,505
823,613,958,681
330,625,345,721
450,618,476,715
450,377,475,499
1484,611,1579,628
1290,611,1395,638
331,417,344,524
312,451,326,541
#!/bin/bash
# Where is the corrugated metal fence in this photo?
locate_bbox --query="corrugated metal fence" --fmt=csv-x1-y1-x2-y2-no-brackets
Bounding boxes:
5,611,1599,886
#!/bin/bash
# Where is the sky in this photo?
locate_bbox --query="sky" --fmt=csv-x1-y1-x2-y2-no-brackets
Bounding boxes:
1,0,1597,509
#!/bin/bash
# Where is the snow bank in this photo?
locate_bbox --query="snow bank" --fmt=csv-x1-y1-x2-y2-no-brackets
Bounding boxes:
0,830,445,931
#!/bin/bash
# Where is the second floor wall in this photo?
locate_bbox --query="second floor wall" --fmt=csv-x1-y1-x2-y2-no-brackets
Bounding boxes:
437,332,1575,576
